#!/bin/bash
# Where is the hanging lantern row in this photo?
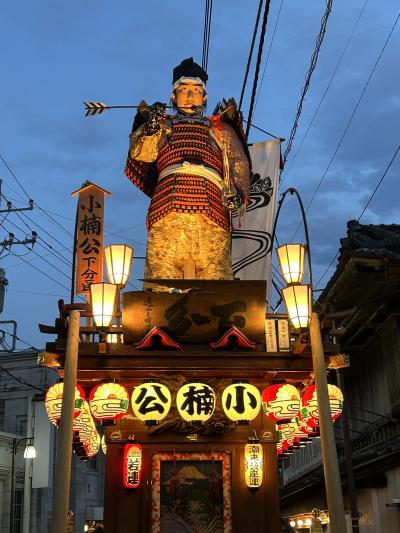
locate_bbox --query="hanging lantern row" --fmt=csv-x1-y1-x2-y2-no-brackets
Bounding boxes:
44,382,344,429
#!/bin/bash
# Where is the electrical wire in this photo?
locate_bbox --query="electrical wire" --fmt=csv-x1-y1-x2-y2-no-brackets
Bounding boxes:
239,0,264,112
253,0,285,114
246,0,272,139
0,328,37,350
1,218,72,279
202,0,213,72
357,143,400,222
282,0,334,165
291,10,400,241
281,0,369,185
315,142,400,289
0,364,45,393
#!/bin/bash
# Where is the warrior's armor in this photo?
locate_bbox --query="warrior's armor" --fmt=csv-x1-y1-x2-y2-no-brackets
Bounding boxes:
125,58,250,282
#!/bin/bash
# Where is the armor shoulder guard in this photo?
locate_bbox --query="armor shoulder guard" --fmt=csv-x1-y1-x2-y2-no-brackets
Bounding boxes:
212,97,251,168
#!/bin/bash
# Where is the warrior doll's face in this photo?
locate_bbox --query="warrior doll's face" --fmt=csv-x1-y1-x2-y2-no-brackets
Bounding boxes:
174,81,205,113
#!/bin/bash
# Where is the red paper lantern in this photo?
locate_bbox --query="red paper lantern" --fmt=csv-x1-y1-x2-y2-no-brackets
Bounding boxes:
89,383,129,421
123,443,142,489
261,384,301,422
301,384,344,424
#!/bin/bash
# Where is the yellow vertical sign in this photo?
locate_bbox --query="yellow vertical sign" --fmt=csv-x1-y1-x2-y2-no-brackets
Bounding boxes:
71,182,111,296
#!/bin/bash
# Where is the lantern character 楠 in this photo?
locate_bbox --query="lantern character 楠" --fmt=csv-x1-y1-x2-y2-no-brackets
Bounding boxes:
177,382,216,422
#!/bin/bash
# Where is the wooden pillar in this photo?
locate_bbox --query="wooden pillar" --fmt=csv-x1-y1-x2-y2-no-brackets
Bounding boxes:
310,312,346,533
51,311,80,533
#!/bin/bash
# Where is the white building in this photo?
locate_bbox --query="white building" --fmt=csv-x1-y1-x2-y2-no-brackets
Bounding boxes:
0,349,105,532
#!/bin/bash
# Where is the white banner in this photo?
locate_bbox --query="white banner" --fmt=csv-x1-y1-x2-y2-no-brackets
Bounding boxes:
232,140,281,291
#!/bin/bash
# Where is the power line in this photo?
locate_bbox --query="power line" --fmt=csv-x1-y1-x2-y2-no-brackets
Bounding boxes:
239,0,264,112
0,153,31,200
253,0,285,114
0,364,45,393
282,0,334,165
7,248,72,293
246,0,272,139
202,0,213,72
315,142,400,289
358,143,400,222
291,9,400,241
1,219,72,280
0,328,37,350
281,0,369,185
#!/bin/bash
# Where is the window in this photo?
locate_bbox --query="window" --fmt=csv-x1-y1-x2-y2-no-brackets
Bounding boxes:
16,416,27,437
13,488,24,533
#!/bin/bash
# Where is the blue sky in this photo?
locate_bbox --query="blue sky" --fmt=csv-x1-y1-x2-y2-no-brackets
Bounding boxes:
0,0,399,349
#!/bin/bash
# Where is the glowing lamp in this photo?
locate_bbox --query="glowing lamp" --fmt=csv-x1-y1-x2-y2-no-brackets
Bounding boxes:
244,441,263,488
104,244,133,287
24,443,37,459
85,430,100,458
222,383,261,423
261,384,300,422
177,383,215,423
297,519,304,526
297,412,318,433
101,435,107,455
306,518,312,526
107,324,123,343
276,243,306,284
302,384,344,423
131,382,171,424
282,284,312,330
291,417,310,440
123,443,142,488
89,383,129,421
90,282,117,328
75,402,96,445
277,423,296,449
45,383,85,425
290,521,296,528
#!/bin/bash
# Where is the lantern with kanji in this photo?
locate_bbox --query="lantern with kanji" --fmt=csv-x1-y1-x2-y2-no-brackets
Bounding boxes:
177,383,215,422
261,384,301,422
222,383,261,423
301,384,344,424
89,382,129,421
131,382,171,424
244,440,263,488
123,443,142,488
45,383,85,425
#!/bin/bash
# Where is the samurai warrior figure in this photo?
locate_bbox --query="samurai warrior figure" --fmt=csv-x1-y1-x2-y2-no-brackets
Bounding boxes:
125,57,250,283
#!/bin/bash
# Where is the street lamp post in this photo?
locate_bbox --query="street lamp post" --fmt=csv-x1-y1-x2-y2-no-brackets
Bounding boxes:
271,187,346,533
9,437,36,533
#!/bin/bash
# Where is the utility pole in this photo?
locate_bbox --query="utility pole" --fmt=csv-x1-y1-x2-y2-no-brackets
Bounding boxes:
0,179,37,321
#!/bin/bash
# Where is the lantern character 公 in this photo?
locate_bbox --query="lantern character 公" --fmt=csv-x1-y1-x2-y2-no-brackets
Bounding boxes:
131,382,171,423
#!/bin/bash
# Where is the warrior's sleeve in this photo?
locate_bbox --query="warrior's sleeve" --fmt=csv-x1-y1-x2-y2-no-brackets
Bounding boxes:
219,122,250,199
125,124,160,198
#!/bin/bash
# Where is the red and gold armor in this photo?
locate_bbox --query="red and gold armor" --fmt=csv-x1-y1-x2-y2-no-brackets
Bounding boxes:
125,113,250,282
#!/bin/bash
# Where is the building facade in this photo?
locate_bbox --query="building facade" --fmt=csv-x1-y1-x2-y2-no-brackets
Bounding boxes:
280,221,400,532
0,349,105,532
